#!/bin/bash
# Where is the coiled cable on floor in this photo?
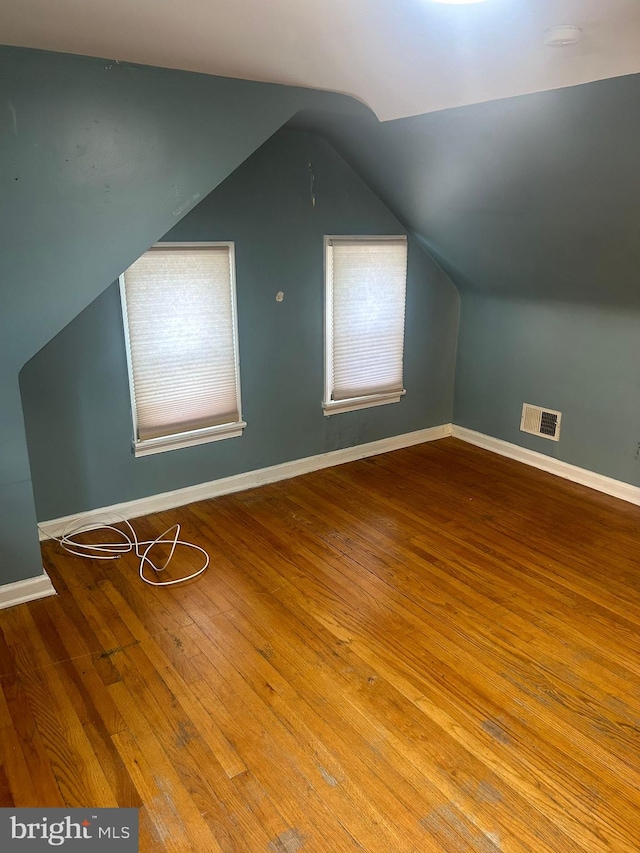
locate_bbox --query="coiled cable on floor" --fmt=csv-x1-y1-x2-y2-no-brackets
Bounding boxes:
42,514,209,587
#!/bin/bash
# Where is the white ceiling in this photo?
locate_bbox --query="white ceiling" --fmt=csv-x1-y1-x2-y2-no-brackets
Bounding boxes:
2,0,640,121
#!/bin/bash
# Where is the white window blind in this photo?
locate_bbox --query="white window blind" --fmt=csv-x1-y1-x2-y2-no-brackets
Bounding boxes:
324,236,407,415
120,242,245,456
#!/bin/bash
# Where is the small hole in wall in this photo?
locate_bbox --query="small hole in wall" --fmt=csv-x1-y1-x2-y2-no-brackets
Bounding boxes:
276,291,284,302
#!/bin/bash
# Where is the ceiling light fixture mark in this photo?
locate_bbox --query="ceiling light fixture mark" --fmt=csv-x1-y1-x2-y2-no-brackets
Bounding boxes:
544,25,581,47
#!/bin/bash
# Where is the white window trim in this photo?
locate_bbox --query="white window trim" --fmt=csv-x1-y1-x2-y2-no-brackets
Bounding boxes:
322,390,406,417
129,421,247,458
119,241,245,457
323,234,407,417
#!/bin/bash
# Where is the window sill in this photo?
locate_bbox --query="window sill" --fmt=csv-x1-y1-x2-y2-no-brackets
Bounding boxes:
133,421,247,457
322,390,405,417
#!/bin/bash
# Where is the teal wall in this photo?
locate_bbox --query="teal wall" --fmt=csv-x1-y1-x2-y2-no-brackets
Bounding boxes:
293,74,640,306
5,42,639,586
454,296,640,486
292,75,640,484
0,46,371,584
20,130,458,521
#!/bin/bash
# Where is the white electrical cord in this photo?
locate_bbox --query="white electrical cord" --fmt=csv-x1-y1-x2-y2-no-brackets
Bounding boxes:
42,514,210,587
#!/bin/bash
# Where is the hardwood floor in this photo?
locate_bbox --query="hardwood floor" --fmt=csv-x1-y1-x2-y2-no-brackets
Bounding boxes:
1,437,640,851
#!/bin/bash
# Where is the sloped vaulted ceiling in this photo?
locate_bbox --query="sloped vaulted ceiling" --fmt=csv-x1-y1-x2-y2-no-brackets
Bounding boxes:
293,71,640,306
3,1,640,309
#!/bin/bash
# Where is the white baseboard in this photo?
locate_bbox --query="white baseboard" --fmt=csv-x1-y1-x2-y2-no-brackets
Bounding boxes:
452,425,640,507
39,424,453,540
0,570,57,612
36,422,640,555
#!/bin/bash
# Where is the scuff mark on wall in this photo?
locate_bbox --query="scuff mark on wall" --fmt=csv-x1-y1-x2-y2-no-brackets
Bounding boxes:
7,99,17,135
173,191,201,217
308,159,316,208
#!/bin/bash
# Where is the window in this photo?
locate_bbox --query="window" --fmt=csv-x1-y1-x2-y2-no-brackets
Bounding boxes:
120,242,245,457
323,235,408,416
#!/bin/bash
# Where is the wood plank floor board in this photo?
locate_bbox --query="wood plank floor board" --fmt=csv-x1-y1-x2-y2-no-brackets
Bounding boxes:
178,503,592,852
324,460,637,621
186,490,636,852
0,721,46,807
107,653,274,853
186,660,372,853
188,652,422,853
169,524,464,852
110,726,227,853
293,461,640,677
185,583,576,853
183,611,442,851
191,481,639,780
112,619,374,852
343,442,640,581
0,669,75,807
0,438,638,851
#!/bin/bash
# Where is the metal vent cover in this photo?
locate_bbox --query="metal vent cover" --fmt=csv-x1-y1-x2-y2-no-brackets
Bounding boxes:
520,403,562,441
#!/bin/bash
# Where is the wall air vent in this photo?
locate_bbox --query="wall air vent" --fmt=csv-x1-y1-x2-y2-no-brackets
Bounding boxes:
520,403,562,441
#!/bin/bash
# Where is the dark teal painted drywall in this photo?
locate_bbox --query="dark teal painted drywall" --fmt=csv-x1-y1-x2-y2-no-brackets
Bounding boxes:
454,295,640,485
0,46,372,584
6,41,640,584
292,76,640,483
292,73,640,306
21,129,459,521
